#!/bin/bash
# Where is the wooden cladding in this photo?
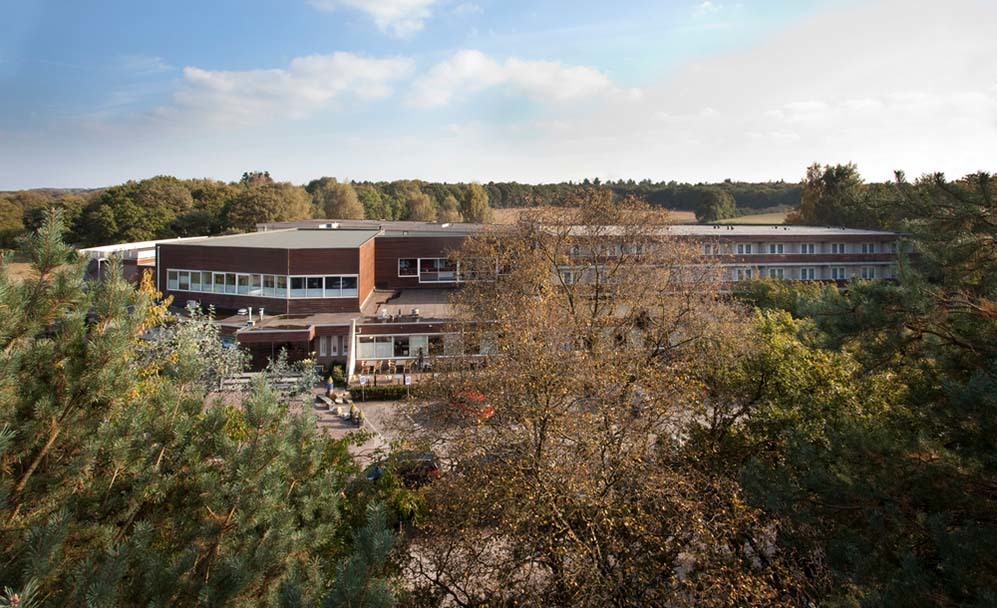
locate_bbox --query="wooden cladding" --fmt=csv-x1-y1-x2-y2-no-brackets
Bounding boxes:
373,236,465,289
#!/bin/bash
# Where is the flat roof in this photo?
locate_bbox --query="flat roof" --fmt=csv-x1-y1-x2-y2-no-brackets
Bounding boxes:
177,228,381,249
362,288,455,320
548,224,898,238
257,219,487,237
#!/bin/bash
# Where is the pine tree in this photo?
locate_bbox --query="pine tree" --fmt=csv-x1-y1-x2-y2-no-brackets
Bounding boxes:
0,211,396,606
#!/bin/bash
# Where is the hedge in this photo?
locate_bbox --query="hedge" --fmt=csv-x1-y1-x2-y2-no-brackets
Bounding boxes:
348,384,412,401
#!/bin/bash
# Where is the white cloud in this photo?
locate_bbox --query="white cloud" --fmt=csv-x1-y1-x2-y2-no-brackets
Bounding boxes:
308,0,440,37
407,49,639,107
169,52,414,125
440,0,997,184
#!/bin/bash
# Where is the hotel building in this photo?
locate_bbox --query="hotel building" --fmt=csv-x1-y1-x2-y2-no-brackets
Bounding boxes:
151,219,902,373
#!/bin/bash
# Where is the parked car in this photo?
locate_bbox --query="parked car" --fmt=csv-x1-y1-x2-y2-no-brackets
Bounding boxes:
449,389,494,422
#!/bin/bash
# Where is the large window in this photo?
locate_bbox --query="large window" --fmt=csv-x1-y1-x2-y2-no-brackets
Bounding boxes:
831,243,847,254
306,277,323,298
417,258,459,283
735,268,753,281
736,243,753,255
800,243,815,254
165,269,296,299
768,243,784,254
341,276,358,296
357,334,453,358
768,267,784,279
860,266,875,279
290,277,305,297
831,267,848,280
800,267,816,280
398,258,418,276
287,275,360,298
861,243,877,254
237,274,250,295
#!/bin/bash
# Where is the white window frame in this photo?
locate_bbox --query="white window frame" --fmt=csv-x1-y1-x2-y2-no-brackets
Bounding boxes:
736,243,753,255
800,267,816,280
768,243,784,254
831,243,847,254
163,269,311,299
288,274,360,299
768,267,784,279
398,258,418,277
800,243,815,254
831,267,848,280
417,258,460,284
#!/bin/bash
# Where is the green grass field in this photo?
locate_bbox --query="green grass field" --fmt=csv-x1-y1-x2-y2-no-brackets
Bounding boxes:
716,210,788,225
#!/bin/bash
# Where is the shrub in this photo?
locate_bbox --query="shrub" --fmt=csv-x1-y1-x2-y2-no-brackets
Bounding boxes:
349,384,411,401
328,362,346,384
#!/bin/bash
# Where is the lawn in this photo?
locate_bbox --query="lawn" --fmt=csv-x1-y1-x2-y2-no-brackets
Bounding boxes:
492,207,696,224
2,254,36,283
717,210,788,225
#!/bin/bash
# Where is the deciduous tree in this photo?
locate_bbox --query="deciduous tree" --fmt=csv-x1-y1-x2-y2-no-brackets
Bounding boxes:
403,193,808,606
460,183,493,223
308,177,365,220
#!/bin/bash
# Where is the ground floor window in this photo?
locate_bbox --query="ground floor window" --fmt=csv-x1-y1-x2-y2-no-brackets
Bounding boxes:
767,267,784,279
356,333,475,360
831,267,848,280
800,267,816,280
317,335,341,357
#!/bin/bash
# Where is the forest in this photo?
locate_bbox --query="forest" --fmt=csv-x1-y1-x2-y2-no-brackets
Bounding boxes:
1,169,994,606
0,172,801,248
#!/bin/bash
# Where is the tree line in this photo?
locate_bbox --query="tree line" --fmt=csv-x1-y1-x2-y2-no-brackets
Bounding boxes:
4,163,950,251
1,173,807,248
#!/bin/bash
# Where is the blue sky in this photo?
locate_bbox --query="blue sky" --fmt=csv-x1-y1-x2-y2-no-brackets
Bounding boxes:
1,0,994,189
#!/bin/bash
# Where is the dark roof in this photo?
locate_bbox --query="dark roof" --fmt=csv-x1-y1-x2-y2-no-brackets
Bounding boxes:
256,219,487,237
181,228,381,249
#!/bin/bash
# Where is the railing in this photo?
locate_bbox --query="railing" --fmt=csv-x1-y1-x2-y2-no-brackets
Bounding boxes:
218,372,306,392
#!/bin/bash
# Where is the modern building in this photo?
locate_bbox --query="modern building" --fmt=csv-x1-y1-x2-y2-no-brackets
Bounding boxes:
154,220,901,373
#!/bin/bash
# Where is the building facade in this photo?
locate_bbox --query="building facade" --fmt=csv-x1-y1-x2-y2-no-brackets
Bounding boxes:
154,220,901,374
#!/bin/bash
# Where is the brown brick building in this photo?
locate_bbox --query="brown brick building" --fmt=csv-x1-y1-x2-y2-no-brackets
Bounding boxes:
152,220,901,374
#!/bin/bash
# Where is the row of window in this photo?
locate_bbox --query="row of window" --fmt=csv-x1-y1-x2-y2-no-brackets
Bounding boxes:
567,244,647,257
356,334,493,360
166,269,359,299
397,258,459,283
715,242,885,255
397,258,511,283
733,266,882,281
